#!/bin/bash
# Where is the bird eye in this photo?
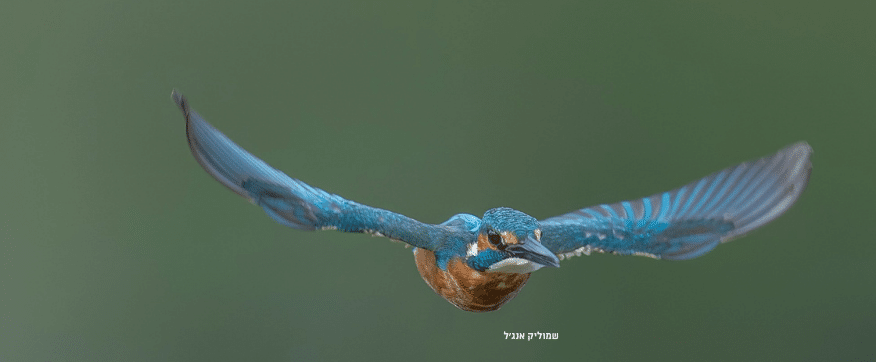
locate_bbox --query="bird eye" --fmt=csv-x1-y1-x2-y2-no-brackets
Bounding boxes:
487,229,503,248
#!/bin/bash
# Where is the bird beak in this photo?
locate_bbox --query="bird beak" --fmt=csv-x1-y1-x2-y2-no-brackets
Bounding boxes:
506,236,561,268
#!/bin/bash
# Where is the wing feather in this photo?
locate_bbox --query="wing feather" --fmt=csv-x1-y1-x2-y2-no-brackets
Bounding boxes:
540,142,812,261
172,90,444,250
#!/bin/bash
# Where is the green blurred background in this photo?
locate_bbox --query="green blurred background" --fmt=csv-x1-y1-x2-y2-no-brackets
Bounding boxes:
2,1,874,361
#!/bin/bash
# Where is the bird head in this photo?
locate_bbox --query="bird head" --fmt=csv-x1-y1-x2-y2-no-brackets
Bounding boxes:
465,207,561,273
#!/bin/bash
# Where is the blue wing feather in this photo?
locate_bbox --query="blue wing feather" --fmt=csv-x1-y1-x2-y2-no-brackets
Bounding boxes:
173,90,444,250
540,142,812,260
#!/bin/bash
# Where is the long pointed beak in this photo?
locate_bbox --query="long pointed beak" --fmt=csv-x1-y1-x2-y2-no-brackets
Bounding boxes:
507,236,561,268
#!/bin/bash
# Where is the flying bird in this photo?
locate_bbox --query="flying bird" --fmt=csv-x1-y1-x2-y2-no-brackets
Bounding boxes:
171,90,812,312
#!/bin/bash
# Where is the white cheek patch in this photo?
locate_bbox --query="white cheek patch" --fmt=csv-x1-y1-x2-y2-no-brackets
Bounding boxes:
487,258,545,274
467,242,478,257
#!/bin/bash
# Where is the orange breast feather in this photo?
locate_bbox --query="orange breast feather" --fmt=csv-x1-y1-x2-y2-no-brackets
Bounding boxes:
414,248,529,312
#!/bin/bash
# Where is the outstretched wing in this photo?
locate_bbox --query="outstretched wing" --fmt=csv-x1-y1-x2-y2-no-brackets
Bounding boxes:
539,142,812,261
172,90,444,250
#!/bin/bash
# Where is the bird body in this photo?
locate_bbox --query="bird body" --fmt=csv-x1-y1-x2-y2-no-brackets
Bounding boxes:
414,246,530,313
172,90,812,312
412,210,550,312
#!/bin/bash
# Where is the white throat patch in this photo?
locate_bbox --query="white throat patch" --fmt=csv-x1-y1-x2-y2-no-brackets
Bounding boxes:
487,257,545,274
466,242,478,257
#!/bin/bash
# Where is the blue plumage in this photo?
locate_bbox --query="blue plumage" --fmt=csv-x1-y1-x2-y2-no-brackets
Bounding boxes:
172,90,812,312
539,142,811,260
175,91,444,250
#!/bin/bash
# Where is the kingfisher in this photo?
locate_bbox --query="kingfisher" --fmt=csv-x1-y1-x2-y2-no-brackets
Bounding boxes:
171,90,812,312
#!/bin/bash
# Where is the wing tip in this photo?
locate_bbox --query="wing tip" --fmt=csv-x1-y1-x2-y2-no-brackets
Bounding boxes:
171,89,189,119
781,140,813,201
722,141,813,241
